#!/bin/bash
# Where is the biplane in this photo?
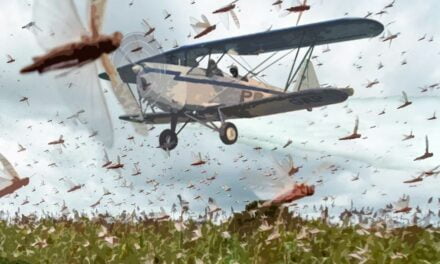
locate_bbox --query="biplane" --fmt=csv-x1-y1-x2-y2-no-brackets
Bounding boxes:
99,18,384,151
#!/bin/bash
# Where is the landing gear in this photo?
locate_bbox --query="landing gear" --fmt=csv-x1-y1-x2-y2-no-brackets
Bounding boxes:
159,129,178,151
219,122,238,145
158,112,239,151
184,110,239,146
159,115,180,151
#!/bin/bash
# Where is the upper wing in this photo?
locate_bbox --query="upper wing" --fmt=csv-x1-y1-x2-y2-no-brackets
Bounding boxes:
99,18,384,82
201,15,210,25
142,19,153,31
402,91,408,102
354,116,359,134
103,149,110,163
33,0,87,51
151,18,382,66
426,135,429,153
0,153,20,180
100,18,383,82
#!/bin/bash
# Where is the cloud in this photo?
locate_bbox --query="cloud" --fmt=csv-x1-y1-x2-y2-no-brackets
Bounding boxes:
0,0,439,218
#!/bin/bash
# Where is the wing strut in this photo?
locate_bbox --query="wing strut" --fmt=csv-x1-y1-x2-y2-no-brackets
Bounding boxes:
249,49,296,79
184,113,220,132
285,47,302,91
283,45,314,92
186,53,208,75
285,32,307,92
296,46,315,92
241,51,279,81
226,54,269,85
215,51,227,65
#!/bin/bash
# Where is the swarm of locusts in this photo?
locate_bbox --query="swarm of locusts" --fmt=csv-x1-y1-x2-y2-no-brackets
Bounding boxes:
0,201,439,264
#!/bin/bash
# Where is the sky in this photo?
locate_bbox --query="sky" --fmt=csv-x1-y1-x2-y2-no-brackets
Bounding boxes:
0,0,440,221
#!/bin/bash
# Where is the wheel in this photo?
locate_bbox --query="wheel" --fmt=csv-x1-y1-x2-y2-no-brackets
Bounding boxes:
219,122,238,145
159,129,178,151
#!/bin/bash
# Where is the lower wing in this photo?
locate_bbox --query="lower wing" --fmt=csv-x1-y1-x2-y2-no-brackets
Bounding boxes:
119,88,353,125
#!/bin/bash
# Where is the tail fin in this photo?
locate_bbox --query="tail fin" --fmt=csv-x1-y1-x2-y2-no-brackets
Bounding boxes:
294,59,319,92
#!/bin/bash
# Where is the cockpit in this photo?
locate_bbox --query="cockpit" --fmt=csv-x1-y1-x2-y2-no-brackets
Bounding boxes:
187,59,246,81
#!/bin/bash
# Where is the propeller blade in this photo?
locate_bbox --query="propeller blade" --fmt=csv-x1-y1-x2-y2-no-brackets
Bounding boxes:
89,0,107,39
100,54,148,136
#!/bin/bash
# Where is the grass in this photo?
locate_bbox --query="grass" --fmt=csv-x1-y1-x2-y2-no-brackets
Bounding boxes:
0,204,439,264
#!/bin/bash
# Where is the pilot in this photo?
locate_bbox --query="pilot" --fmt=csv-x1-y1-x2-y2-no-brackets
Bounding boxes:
229,64,249,82
207,59,223,77
229,65,239,78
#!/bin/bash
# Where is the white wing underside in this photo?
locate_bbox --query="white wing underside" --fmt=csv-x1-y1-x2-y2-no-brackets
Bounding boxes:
64,177,76,189
230,10,240,29
249,178,295,201
219,10,240,30
219,13,230,30
395,196,409,210
103,149,110,163
245,162,295,200
0,179,12,190
190,16,211,34
0,153,21,190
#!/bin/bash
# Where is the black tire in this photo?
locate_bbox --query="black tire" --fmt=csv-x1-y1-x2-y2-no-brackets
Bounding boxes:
159,129,178,151
219,122,238,145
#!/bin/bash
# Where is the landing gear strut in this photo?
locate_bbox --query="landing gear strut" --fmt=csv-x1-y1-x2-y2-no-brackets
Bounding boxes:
184,110,239,146
219,122,238,145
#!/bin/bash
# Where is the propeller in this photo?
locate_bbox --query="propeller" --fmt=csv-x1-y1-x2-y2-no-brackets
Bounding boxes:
112,32,185,113
89,0,149,136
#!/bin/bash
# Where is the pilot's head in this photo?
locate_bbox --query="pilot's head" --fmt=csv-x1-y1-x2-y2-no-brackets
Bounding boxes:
229,65,238,78
208,59,216,67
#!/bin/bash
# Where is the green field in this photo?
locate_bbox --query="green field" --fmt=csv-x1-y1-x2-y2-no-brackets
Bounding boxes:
0,205,439,264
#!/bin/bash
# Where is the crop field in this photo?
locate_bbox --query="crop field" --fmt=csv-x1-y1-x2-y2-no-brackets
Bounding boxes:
0,204,439,264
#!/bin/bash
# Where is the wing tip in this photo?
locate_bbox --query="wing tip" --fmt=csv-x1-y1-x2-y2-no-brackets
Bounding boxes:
341,87,354,96
119,114,142,123
360,17,385,37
